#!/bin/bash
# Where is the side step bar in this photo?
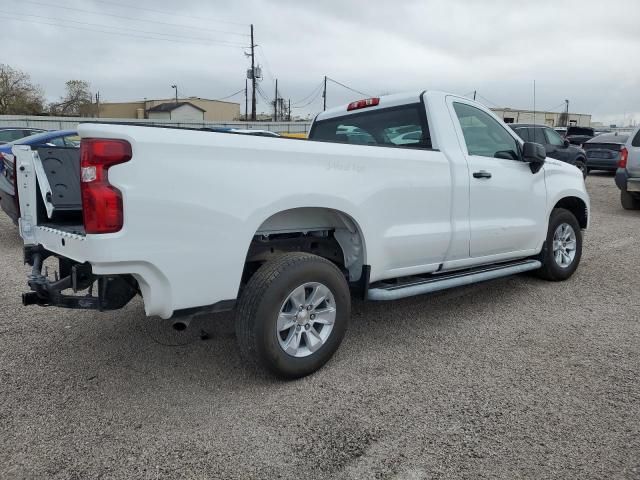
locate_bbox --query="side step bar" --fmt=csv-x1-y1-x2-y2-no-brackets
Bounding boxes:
367,259,541,301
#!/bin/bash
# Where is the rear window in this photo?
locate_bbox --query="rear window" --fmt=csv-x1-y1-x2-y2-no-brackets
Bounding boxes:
587,133,629,144
567,127,594,136
632,130,640,147
310,104,431,149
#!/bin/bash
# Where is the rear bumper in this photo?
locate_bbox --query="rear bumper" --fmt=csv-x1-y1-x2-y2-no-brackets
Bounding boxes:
22,246,139,310
615,168,640,192
586,157,618,170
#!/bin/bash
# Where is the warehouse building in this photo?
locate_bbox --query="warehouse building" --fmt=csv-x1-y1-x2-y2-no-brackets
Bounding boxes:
490,108,591,127
89,97,240,121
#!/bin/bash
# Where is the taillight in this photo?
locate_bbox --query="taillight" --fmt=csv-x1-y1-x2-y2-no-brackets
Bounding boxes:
618,146,628,168
80,138,132,234
347,97,380,111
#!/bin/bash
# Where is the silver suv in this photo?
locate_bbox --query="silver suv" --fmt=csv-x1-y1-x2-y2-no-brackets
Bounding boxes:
615,126,640,209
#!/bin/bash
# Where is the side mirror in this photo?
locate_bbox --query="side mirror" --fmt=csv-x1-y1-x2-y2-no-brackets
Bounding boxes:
522,142,546,173
563,139,570,147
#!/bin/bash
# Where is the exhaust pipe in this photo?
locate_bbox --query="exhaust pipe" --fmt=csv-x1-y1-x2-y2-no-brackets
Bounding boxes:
171,318,191,331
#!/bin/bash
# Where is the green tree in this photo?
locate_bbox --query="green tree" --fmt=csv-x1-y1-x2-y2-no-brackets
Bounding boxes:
0,64,45,114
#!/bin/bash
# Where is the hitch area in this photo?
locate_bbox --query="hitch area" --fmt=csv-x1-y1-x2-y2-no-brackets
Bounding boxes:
22,246,138,311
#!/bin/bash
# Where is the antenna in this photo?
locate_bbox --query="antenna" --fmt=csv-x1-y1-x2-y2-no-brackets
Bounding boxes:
533,80,536,124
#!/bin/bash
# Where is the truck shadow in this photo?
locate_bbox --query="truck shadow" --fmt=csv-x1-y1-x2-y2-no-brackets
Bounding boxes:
44,273,531,393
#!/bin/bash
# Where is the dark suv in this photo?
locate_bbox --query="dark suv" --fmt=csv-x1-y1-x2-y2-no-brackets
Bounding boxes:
508,124,588,177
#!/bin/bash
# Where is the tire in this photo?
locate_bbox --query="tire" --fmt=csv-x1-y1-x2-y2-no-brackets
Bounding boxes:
575,159,587,178
235,252,350,379
536,208,583,281
621,190,640,210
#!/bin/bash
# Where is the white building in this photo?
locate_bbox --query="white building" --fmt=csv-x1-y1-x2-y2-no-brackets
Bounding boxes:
490,108,591,127
146,102,206,122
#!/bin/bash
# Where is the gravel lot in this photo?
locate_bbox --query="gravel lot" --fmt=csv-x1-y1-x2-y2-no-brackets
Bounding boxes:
1,173,639,479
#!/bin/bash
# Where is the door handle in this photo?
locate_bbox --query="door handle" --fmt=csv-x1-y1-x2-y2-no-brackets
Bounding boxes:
473,170,492,179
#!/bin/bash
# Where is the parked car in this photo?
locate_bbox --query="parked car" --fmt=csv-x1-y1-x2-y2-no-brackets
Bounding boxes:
0,129,78,223
230,129,280,137
565,126,595,146
15,92,588,378
615,126,640,209
509,123,588,177
582,132,629,173
0,127,46,144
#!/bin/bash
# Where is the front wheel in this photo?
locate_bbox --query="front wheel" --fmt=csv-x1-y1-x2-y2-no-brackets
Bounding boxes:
575,159,587,179
536,208,583,281
235,253,350,379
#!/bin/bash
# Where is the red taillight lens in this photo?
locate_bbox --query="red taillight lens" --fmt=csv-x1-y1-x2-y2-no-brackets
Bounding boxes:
618,146,628,168
80,138,132,234
347,97,380,111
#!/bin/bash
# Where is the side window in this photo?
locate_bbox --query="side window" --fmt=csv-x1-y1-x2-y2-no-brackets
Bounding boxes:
544,128,565,146
453,102,520,160
533,128,547,145
0,130,26,143
47,136,66,147
514,127,530,142
632,130,640,147
311,104,431,149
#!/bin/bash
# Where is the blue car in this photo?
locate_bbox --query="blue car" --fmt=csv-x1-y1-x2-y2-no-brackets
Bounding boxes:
0,129,79,224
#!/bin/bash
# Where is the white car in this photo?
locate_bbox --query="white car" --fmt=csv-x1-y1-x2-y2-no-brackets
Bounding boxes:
14,91,589,378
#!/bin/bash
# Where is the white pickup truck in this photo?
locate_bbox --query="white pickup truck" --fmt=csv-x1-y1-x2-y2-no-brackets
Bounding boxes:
14,91,589,378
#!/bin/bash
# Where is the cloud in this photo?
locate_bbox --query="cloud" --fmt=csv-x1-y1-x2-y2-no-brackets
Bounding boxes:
3,0,639,124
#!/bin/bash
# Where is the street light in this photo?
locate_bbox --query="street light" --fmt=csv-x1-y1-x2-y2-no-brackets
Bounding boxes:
171,84,178,104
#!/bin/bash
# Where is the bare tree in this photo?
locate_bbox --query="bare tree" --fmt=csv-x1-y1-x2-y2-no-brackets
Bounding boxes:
0,64,45,114
50,80,92,116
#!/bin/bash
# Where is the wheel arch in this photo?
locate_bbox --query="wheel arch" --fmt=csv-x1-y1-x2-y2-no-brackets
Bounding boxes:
553,196,588,229
248,207,367,282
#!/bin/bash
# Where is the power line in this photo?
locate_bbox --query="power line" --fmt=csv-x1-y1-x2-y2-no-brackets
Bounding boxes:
326,77,371,97
476,93,500,108
292,84,325,109
215,88,245,101
93,0,248,27
292,80,325,106
2,14,247,48
19,0,250,37
541,101,568,112
3,11,248,47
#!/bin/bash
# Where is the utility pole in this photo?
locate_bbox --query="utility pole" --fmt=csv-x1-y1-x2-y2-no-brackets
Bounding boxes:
323,75,327,111
473,90,476,100
244,79,248,121
565,99,569,127
250,24,256,121
171,84,178,104
288,99,291,121
274,78,278,121
95,91,100,118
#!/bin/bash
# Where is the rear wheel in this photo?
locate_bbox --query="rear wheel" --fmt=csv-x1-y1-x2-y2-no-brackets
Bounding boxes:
235,253,350,379
536,208,582,281
621,190,640,210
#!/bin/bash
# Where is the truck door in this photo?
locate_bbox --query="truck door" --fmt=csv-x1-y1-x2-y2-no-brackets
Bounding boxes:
449,99,547,259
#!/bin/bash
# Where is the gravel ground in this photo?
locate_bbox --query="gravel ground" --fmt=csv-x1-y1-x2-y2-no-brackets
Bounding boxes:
1,173,639,479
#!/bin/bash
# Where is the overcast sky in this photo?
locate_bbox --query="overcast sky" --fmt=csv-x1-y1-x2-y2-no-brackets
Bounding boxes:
3,0,639,124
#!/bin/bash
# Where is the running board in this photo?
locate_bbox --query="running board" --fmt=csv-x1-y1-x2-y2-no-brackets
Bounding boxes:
367,259,541,301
